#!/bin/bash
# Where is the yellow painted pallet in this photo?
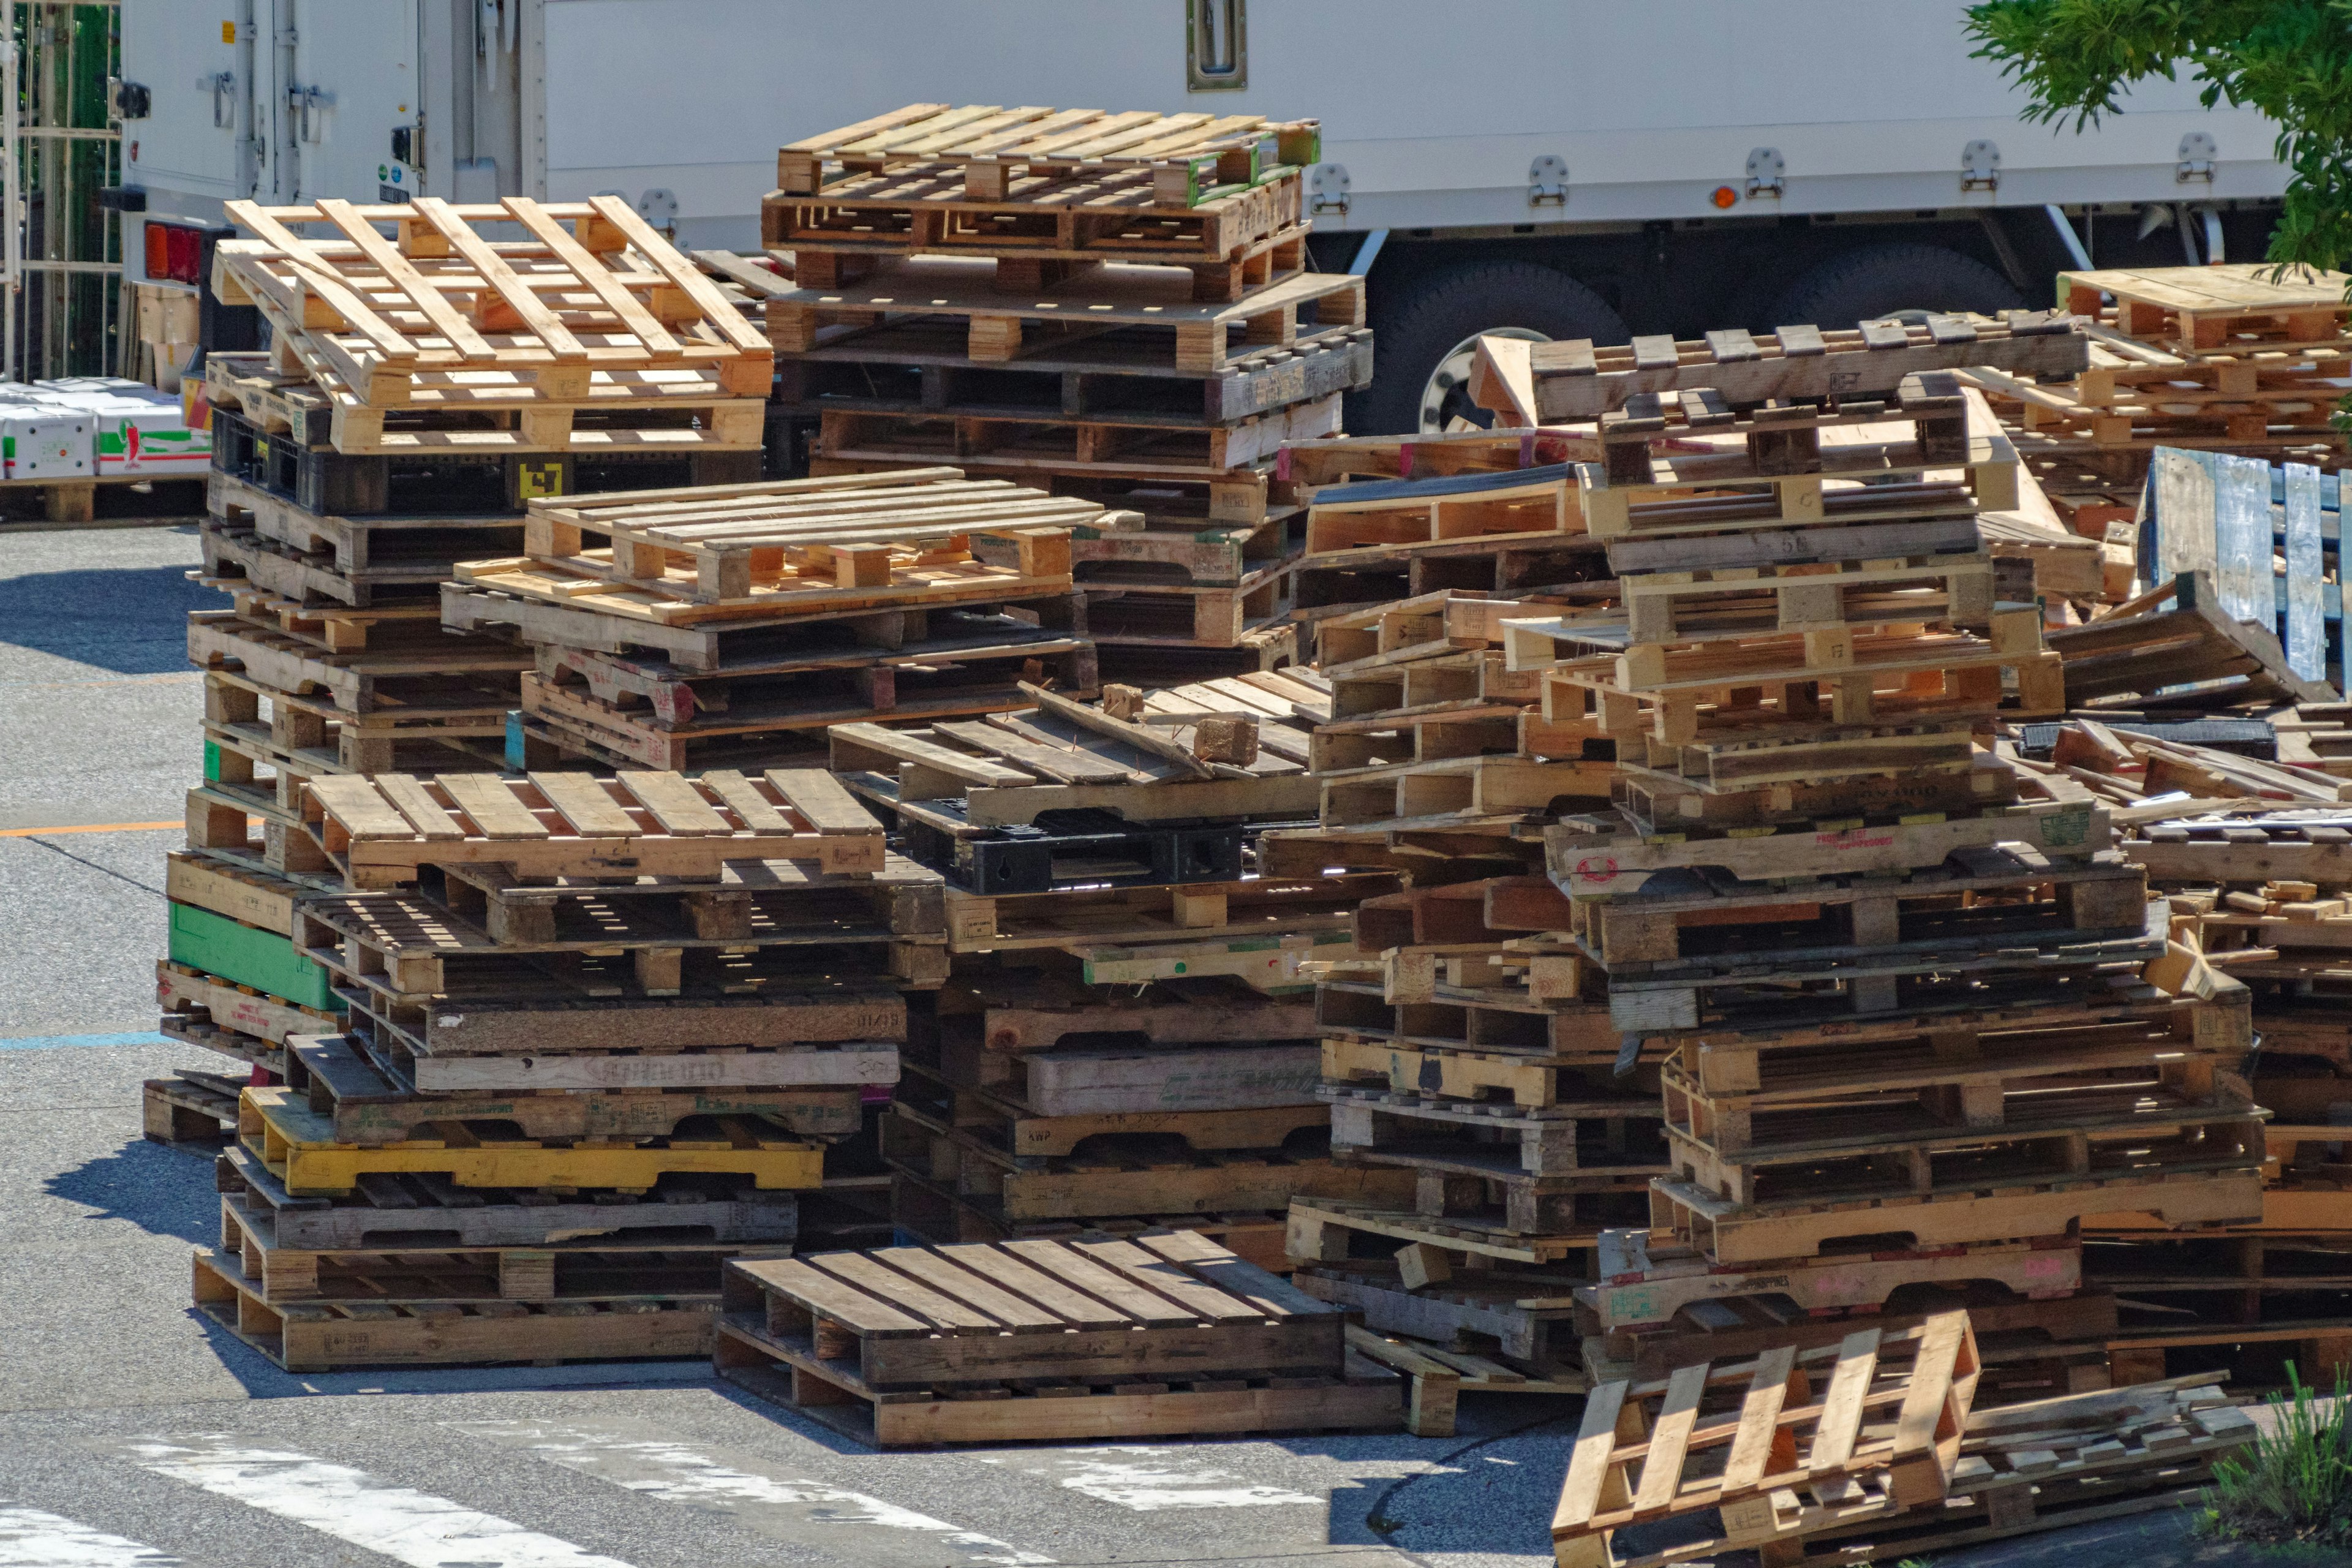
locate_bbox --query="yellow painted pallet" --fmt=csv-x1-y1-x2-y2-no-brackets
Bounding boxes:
239,1085,824,1196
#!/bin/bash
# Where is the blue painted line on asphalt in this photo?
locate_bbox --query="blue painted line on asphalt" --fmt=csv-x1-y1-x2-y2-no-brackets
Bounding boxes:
0,1031,173,1050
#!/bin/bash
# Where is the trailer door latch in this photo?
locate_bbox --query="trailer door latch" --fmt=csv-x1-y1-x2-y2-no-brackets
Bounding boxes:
1745,146,1784,198
2177,132,2217,183
1528,156,1569,207
1961,139,2000,192
1310,162,1351,217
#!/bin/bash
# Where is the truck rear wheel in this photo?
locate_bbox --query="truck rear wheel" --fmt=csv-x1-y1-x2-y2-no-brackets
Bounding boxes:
1351,261,1626,434
1765,242,2024,331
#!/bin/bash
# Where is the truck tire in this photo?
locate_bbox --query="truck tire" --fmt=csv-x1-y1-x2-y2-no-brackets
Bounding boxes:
1351,261,1627,434
1765,243,2024,331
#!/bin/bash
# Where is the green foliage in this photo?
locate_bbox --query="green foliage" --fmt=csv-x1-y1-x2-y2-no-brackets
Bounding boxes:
1964,1,2352,271
2196,1363,2352,1545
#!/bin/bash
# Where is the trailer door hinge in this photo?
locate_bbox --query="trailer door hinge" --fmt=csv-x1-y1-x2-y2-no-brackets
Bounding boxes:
1745,146,1784,198
2177,132,2217,184
1961,139,2000,193
1309,162,1351,217
287,84,332,144
1528,155,1569,208
198,71,235,129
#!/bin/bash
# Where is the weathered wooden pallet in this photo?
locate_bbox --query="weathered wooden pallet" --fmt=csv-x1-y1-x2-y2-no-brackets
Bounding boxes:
1526,612,2047,699
1286,1196,1623,1266
1569,552,1997,652
1354,876,1577,958
1344,1324,1585,1438
215,1190,764,1305
284,1035,863,1147
188,608,527,714
1316,987,1627,1080
217,1139,802,1252
157,959,338,1068
144,1072,243,1146
774,104,1319,200
2062,262,2351,354
897,1061,1323,1158
885,1168,1290,1269
924,1030,1321,1117
1281,428,1598,488
200,522,450,616
1038,506,1305,588
1303,464,1575,557
1577,439,2018,541
208,470,525,586
1591,370,1977,489
775,317,1373,429
1515,312,2086,421
216,195,771,406
193,1249,721,1370
940,871,1385,953
1091,620,1306,687
2080,1232,2352,1327
1611,736,2006,819
301,765,884,886
1079,565,1298,649
1325,1086,1667,1182
768,257,1365,373
1295,1261,1583,1368
938,962,1314,1052
199,568,455,654
1780,1378,2256,1567
240,1084,825,1197
1293,536,1607,620
881,1097,1412,1221
1318,754,1616,832
1550,1313,1981,1568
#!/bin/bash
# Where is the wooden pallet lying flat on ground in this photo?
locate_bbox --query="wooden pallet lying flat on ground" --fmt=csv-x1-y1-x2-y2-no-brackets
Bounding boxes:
1550,1313,1981,1568
145,1072,243,1145
1512,312,2087,421
194,1250,720,1370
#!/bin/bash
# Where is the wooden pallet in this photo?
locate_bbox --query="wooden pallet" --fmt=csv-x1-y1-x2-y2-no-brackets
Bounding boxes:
300,765,884,886
898,1060,1322,1158
768,257,1364,372
239,1084,824,1197
1295,1259,1583,1366
1286,1196,1621,1267
1512,312,2087,421
924,1030,1320,1117
194,1249,720,1370
219,1139,802,1251
775,105,1317,197
1325,1087,1667,1182
1593,371,1976,486
1316,1012,1630,1100
195,669,511,801
2062,262,2351,353
938,961,1314,1052
884,1168,1290,1269
940,870,1383,953
1303,464,1575,557
1550,1313,1981,1568
143,1071,243,1146
2052,569,2341,710
207,470,525,590
188,608,527,715
1344,1324,1584,1438
881,1098,1410,1221
1317,754,1616,832
1079,565,1297,648
216,195,771,407
284,1035,864,1147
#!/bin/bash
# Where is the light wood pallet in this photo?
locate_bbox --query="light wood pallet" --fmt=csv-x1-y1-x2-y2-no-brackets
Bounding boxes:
1550,1313,1981,1568
218,1139,801,1251
1077,561,1297,649
768,256,1364,372
715,1231,1403,1447
774,104,1319,200
187,608,527,718
1281,428,1599,488
1302,464,1575,557
1509,312,2087,422
1592,369,1975,486
2062,262,2351,353
194,1250,721,1370
300,765,885,886
215,194,769,409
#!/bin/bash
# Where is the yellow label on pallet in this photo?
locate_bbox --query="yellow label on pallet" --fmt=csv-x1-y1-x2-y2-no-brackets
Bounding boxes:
239,1087,824,1195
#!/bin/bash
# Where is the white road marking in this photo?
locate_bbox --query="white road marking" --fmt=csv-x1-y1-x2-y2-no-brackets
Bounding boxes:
453,1420,1051,1566
0,1505,179,1567
125,1438,633,1568
978,1447,1321,1510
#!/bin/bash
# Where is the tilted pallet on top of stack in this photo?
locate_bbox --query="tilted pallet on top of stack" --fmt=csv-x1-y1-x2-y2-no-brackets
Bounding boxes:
185,766,935,1371
826,673,1406,1269
759,104,1372,683
443,469,1110,770
1280,583,1635,1378
1499,350,2268,1396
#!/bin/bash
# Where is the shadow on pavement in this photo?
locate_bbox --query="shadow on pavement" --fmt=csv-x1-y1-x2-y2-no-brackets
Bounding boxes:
45,1134,217,1244
0,555,221,673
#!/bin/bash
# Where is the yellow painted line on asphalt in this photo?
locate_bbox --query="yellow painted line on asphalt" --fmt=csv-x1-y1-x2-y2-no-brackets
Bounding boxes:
0,820,183,837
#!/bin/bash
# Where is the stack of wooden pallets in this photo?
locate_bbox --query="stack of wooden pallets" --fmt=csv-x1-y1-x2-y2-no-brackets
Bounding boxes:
440,470,1110,769
716,1229,1403,1445
758,104,1372,684
1276,589,1638,1375
1501,368,2272,1395
175,767,938,1373
825,674,1411,1269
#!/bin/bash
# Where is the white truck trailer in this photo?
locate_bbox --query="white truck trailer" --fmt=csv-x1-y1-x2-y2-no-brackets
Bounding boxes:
112,0,2288,431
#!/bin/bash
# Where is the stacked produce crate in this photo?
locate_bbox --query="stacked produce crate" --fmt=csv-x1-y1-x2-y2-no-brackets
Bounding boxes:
1280,587,1634,1376
1513,366,2268,1396
826,674,1409,1270
189,766,935,1371
758,104,1373,684
442,470,1110,770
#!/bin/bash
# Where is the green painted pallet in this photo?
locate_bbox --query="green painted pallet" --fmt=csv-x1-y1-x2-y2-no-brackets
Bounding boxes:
168,900,341,1012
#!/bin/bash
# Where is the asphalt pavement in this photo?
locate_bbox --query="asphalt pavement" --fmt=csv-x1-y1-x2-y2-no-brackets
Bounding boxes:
0,524,2315,1567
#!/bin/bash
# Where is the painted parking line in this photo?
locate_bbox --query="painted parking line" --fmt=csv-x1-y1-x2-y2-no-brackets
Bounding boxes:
126,1438,635,1568
1,1032,173,1052
0,1503,180,1566
0,821,182,837
976,1446,1322,1510
454,1420,1051,1566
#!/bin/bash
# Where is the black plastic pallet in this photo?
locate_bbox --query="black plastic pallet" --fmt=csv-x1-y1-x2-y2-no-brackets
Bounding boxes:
903,809,1270,895
2014,717,2277,761
209,408,762,518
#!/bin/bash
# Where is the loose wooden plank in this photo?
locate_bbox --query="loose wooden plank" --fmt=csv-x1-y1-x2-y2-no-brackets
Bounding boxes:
731,1256,930,1336
617,771,730,835
370,774,466,840
435,774,550,840
527,772,639,837
1891,1311,1968,1461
